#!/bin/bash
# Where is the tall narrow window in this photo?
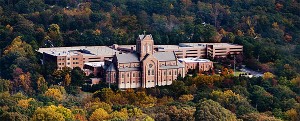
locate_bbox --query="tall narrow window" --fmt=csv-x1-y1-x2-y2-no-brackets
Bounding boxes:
148,44,151,52
148,69,151,75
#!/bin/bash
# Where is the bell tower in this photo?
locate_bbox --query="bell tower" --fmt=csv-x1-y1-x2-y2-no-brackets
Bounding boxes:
136,34,154,60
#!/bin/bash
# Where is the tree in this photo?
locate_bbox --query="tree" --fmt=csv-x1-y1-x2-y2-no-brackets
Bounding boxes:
32,105,74,121
250,85,274,112
46,24,63,47
36,76,48,93
0,79,11,92
44,88,64,102
0,112,29,121
89,108,110,121
71,67,85,86
263,72,275,80
178,94,194,103
63,74,71,86
194,99,237,121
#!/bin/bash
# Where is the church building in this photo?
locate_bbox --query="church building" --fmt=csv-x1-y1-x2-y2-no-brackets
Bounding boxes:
105,34,185,89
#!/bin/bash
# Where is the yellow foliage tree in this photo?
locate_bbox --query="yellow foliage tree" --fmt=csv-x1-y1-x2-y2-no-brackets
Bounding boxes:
135,91,157,108
179,94,194,102
89,108,110,121
110,108,129,120
85,101,112,114
44,88,64,102
128,108,144,118
285,108,298,121
32,105,74,121
263,72,275,80
291,76,300,87
17,98,35,108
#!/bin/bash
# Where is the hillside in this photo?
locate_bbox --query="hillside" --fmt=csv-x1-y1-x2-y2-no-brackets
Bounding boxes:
0,0,300,120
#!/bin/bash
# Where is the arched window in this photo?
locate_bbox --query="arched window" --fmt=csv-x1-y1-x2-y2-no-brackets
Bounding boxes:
144,45,147,52
148,64,154,76
148,44,151,52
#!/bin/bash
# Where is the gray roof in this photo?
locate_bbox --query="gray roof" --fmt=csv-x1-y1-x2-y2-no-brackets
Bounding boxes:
178,62,185,68
116,53,139,63
160,64,184,69
106,63,116,72
119,67,140,72
153,52,176,61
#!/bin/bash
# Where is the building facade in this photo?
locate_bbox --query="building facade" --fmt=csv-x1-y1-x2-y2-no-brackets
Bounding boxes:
38,34,243,89
105,35,185,89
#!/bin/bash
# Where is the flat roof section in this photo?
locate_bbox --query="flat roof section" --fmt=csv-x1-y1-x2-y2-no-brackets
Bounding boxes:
38,46,119,57
84,62,105,67
178,58,211,63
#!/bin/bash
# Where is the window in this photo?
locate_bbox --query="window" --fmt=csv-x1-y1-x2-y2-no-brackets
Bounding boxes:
127,81,129,83
67,62,70,65
148,64,154,76
148,80,150,83
133,73,135,77
151,80,154,82
175,71,177,75
127,73,129,77
67,58,70,60
144,45,147,52
114,73,116,78
122,73,124,78
169,71,171,75
148,44,151,52
133,81,135,83
164,71,166,75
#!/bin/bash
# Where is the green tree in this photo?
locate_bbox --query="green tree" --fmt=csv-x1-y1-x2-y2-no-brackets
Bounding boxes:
194,99,237,121
71,67,85,86
46,24,63,47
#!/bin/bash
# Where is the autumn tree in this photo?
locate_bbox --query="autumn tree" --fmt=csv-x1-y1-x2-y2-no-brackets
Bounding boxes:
44,88,64,102
36,76,48,93
194,99,237,121
32,105,74,121
0,79,11,92
46,24,63,47
89,108,110,121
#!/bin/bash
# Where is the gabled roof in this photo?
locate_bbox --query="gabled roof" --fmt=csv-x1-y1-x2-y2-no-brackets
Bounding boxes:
116,53,140,63
153,52,176,61
138,34,153,41
106,63,116,72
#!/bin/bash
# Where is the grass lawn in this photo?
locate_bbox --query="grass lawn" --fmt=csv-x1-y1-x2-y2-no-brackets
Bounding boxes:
234,71,245,76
